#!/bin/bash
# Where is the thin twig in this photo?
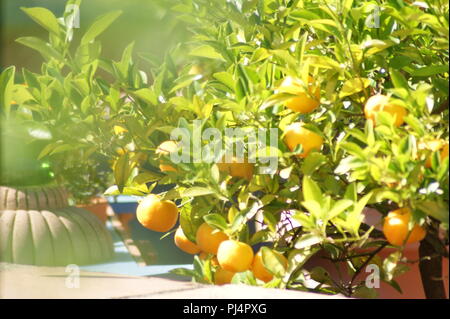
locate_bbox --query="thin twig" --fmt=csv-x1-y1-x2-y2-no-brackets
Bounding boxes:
347,242,388,296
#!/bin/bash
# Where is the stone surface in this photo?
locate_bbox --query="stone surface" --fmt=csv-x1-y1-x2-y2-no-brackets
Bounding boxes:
0,263,346,299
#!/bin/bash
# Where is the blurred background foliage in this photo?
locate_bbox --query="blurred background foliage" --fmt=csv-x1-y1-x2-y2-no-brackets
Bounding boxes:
0,0,188,201
1,0,189,75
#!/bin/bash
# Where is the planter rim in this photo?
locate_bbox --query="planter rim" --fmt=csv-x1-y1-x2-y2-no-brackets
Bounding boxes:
0,185,68,211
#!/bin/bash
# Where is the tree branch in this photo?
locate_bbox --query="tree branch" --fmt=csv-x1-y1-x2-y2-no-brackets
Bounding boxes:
419,234,447,299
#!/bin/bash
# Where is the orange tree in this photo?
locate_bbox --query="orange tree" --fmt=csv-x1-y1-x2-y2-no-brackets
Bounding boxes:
103,0,448,298
98,0,448,298
2,0,448,298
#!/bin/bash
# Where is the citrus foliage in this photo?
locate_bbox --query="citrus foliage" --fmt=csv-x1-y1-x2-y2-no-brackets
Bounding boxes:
1,0,448,297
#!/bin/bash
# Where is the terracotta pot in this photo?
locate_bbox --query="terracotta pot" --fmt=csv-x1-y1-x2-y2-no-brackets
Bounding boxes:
117,212,135,232
77,197,109,224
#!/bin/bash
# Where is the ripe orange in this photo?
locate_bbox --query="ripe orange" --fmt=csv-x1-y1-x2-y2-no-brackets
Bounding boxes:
364,95,407,127
278,76,320,113
215,268,235,285
442,143,449,160
284,122,323,158
217,240,254,273
252,249,288,283
195,223,229,255
156,140,179,172
136,194,179,232
174,227,201,254
383,207,426,246
217,156,254,181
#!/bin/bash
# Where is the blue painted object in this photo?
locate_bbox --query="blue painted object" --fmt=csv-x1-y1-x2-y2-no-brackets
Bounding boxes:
80,220,192,278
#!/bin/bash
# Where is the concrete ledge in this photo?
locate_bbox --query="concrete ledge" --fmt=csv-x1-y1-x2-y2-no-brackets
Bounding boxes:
0,263,346,299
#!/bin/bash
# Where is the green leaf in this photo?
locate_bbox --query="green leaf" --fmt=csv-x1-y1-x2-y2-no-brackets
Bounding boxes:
182,187,215,198
292,211,316,229
304,54,341,70
16,37,64,62
347,193,373,234
189,45,225,61
37,143,56,160
261,247,287,278
339,141,366,158
294,234,322,249
415,200,449,226
411,65,448,77
386,279,403,294
383,251,402,281
362,39,394,56
301,152,327,176
203,213,228,231
249,230,271,245
231,271,256,286
302,176,323,204
132,171,163,184
328,199,353,219
213,72,235,91
114,152,134,192
169,267,197,278
103,185,148,196
50,143,82,155
169,74,201,93
339,78,370,98
389,68,409,90
0,66,15,116
271,50,298,69
251,47,271,63
21,7,61,36
81,10,122,45
370,189,401,204
132,88,157,105
344,183,357,201
260,92,297,111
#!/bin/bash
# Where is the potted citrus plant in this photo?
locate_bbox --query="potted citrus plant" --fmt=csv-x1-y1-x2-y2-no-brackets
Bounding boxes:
6,1,125,221
0,96,114,266
103,0,448,298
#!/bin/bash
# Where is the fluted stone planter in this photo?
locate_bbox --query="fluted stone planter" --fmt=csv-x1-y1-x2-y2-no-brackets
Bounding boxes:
0,185,114,266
